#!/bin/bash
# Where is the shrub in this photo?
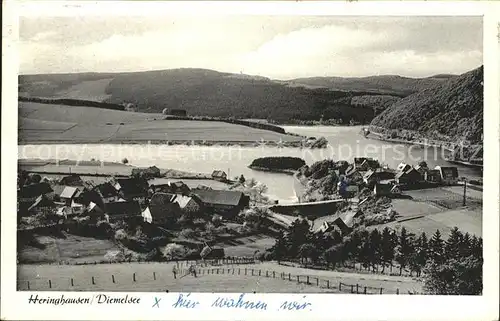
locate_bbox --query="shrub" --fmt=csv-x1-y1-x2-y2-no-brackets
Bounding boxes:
179,228,197,239
161,243,188,260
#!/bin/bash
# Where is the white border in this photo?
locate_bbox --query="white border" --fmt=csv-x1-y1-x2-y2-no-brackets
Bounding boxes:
2,1,499,320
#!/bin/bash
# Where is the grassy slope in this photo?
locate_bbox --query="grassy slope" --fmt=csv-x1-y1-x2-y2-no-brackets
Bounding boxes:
370,66,483,143
18,102,302,144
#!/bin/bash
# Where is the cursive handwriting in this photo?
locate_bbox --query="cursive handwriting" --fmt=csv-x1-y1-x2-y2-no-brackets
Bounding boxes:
172,293,199,309
279,296,312,311
211,294,267,310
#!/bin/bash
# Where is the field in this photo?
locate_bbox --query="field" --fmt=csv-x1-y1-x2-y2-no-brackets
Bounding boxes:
17,261,421,293
18,234,122,264
49,78,114,101
18,102,302,144
216,234,276,257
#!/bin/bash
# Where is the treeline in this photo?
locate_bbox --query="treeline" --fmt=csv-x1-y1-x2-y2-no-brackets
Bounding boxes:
19,96,126,111
163,115,287,134
264,219,482,294
249,157,306,171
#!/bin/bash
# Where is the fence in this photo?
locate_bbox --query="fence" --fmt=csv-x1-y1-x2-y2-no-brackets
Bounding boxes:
18,263,415,294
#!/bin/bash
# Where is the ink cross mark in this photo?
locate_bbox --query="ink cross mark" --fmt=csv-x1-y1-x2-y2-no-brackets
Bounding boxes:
153,297,161,308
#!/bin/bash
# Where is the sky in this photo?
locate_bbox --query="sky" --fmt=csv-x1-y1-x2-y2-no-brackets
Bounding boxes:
19,16,483,79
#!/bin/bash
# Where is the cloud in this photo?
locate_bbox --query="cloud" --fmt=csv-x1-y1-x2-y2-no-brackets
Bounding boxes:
18,16,483,78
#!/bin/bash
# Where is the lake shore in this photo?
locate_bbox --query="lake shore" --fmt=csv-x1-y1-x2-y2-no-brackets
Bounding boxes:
247,166,297,175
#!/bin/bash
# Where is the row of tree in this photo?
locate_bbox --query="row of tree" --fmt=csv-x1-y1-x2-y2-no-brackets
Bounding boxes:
266,219,483,294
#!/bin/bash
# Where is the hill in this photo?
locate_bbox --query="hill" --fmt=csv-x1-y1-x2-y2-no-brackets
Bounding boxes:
18,69,413,124
370,66,483,143
286,74,454,97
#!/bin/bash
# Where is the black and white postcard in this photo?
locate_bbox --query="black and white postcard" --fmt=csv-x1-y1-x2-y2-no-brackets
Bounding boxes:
2,1,499,320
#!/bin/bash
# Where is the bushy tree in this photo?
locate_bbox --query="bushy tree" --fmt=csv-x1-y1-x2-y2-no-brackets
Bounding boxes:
395,227,415,275
428,229,445,264
380,227,396,273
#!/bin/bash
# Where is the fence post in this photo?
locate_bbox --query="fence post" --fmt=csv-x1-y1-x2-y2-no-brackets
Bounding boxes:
49,280,52,288
339,282,342,291
288,273,291,281
350,285,354,293
153,272,156,281
326,280,329,289
238,268,241,275
306,276,310,284
297,275,300,283
71,278,74,286
92,276,95,285
316,278,319,286
266,271,268,277
112,275,115,283
396,288,399,295
133,273,136,282
232,268,235,275
217,268,219,274
273,271,275,278
259,270,261,276
380,288,383,294
364,287,367,294
356,284,359,294
251,269,254,276
245,268,247,275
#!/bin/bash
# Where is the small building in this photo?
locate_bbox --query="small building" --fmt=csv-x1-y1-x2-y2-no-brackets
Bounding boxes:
414,164,429,176
94,182,122,203
59,174,84,186
424,169,442,183
200,244,225,259
434,166,459,185
395,167,423,185
18,182,54,203
332,217,352,235
172,194,202,213
397,163,412,172
104,200,142,223
192,189,250,216
354,157,379,171
314,221,337,235
148,192,182,225
113,177,148,201
211,170,228,181
363,169,396,185
59,186,83,205
374,183,401,197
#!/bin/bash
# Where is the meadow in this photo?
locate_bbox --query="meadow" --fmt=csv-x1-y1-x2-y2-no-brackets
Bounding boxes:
18,102,302,144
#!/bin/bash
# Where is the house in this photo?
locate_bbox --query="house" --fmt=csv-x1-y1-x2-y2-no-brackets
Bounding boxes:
192,189,250,216
363,169,396,185
211,170,228,181
200,244,225,259
148,192,182,225
338,180,359,198
104,200,142,223
354,157,379,171
132,166,161,178
84,201,105,219
94,182,122,203
425,169,442,183
26,194,55,215
71,200,86,216
18,182,54,203
172,194,202,213
332,217,352,235
397,163,412,172
434,166,459,185
59,186,83,205
314,221,337,235
113,177,148,201
149,180,191,195
395,167,423,185
59,174,84,186
414,164,429,176
374,183,401,197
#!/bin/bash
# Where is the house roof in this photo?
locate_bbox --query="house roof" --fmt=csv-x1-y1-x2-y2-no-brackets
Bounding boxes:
212,170,227,177
193,189,245,206
52,185,66,196
60,186,80,199
436,166,459,178
104,200,141,216
95,182,119,198
19,182,53,199
59,174,83,186
150,192,177,206
173,195,197,209
28,195,55,211
114,177,147,196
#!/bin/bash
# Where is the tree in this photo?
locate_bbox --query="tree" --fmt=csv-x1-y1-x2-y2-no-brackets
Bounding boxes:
418,161,428,168
269,232,288,264
368,229,383,271
122,158,129,164
445,227,463,260
411,232,429,277
423,255,482,295
395,227,415,275
286,218,312,257
239,174,246,184
428,229,445,264
380,227,396,273
255,183,268,195
323,244,342,269
246,178,258,188
297,243,319,265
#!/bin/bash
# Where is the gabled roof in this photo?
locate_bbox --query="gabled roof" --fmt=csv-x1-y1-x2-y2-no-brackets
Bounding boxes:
173,195,198,209
435,166,459,178
59,174,83,186
193,189,245,206
114,177,147,196
104,200,141,216
60,186,80,199
19,182,53,199
95,182,120,198
28,195,55,211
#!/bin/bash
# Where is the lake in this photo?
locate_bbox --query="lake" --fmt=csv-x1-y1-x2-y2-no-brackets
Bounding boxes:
18,126,482,202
